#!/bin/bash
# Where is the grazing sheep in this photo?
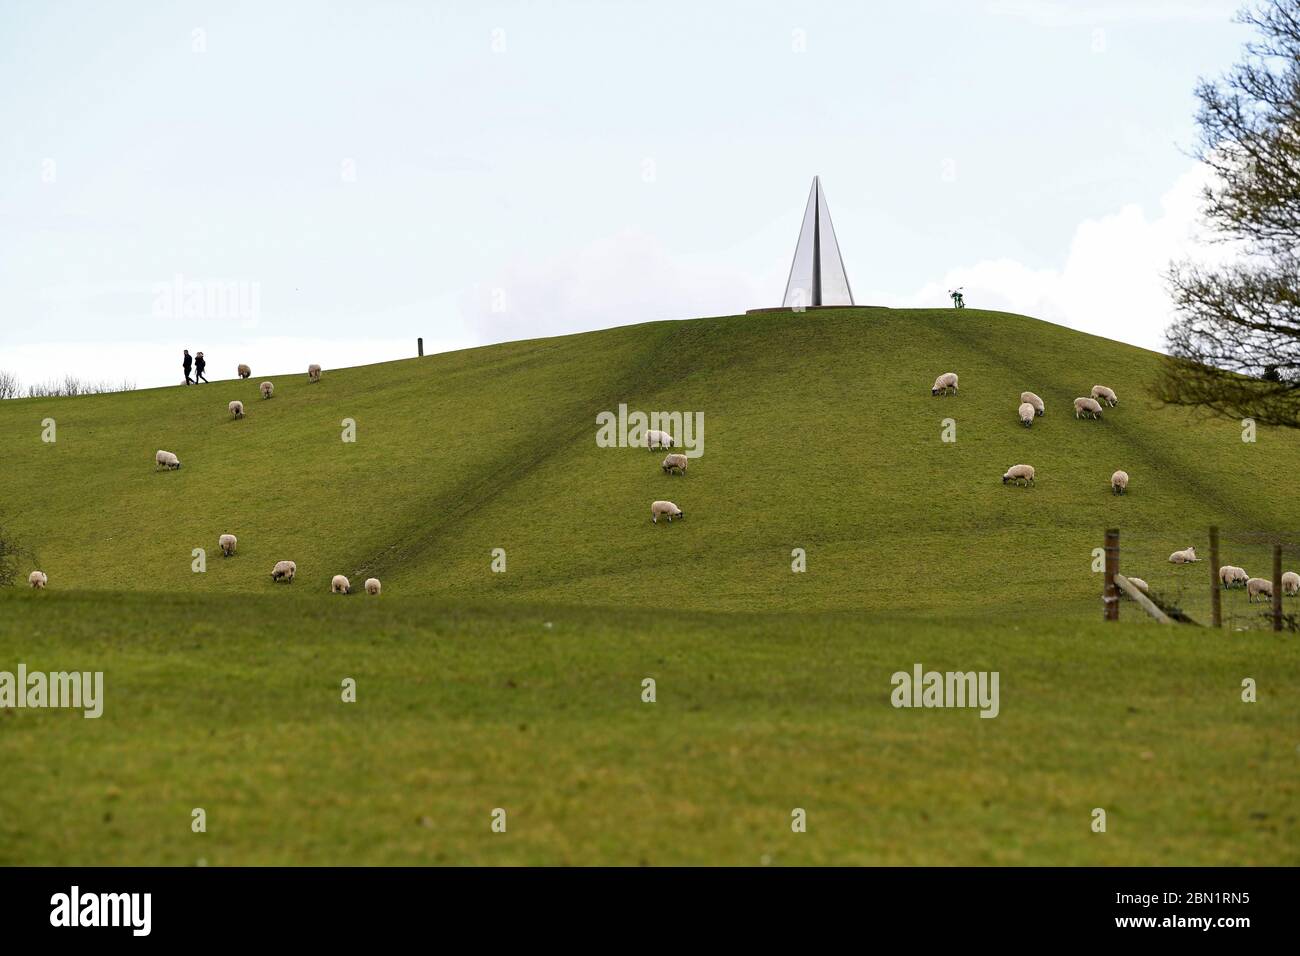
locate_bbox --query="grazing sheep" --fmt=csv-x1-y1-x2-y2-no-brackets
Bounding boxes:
651,500,684,523
219,533,237,557
1091,385,1118,407
308,363,321,383
1247,577,1274,602
1283,571,1300,596
1127,577,1149,595
662,453,688,475
271,560,296,583
1002,464,1035,486
1074,397,1103,419
229,400,244,419
259,381,274,399
645,429,674,449
1168,547,1198,565
1219,565,1249,589
364,577,381,595
1020,391,1044,416
1111,470,1129,494
237,364,251,379
28,570,47,589
1018,402,1036,427
155,449,182,470
331,574,351,594
931,372,959,396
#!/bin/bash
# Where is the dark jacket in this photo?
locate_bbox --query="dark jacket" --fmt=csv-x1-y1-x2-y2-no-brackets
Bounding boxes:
194,355,206,373
183,353,193,371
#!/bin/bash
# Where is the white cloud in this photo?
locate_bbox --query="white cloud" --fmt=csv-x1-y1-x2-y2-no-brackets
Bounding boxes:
894,164,1230,352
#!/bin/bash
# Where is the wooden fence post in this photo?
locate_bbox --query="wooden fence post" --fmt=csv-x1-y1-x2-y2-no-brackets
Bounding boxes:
418,337,424,357
1104,528,1119,621
1210,526,1221,628
1273,543,1283,632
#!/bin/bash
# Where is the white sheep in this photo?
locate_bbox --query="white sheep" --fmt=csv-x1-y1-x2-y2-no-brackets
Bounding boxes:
219,533,237,557
931,372,959,396
1091,385,1118,407
1247,577,1274,602
1020,391,1044,416
1111,470,1129,495
1283,571,1300,596
331,574,351,594
1018,402,1035,427
308,363,321,383
237,364,251,379
155,449,182,470
651,500,684,523
645,429,674,449
1074,397,1103,419
364,577,381,595
1219,565,1248,589
259,381,274,399
28,570,47,589
1002,463,1035,486
1127,577,1149,595
1168,546,1198,565
662,453,688,475
271,560,296,583
229,400,244,420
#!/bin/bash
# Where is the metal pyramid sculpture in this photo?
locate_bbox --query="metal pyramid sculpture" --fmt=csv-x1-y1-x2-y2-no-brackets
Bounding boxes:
781,176,854,308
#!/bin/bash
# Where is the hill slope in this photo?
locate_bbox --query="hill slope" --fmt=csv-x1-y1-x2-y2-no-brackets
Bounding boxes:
2,308,1297,620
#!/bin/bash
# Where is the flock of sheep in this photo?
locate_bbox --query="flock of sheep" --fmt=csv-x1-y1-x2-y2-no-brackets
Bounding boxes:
27,362,381,596
929,370,1300,610
648,430,685,524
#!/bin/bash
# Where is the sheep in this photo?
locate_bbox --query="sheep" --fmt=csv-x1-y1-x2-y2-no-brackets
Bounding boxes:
662,453,688,475
1127,577,1149,595
155,449,182,470
1111,470,1129,494
308,363,321,383
237,364,251,379
259,381,274,399
1168,546,1198,565
1020,391,1044,416
271,560,296,583
1091,385,1118,407
1219,565,1249,589
28,570,47,589
931,372,958,396
364,577,381,595
1074,397,1103,419
331,574,351,594
1002,464,1035,486
219,533,237,557
1283,571,1300,596
651,500,684,523
1018,402,1036,427
1247,577,1273,602
229,400,244,420
645,429,674,449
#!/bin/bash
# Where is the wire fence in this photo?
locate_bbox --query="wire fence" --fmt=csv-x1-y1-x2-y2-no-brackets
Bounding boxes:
1102,527,1300,631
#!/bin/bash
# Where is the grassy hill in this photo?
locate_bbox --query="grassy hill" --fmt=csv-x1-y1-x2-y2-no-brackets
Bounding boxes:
2,307,1298,619
1,308,1297,865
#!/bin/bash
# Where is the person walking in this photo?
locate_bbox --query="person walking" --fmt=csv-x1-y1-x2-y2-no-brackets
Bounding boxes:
194,351,208,383
183,349,193,385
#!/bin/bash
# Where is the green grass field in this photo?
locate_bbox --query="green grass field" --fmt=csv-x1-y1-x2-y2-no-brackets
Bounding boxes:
1,307,1297,864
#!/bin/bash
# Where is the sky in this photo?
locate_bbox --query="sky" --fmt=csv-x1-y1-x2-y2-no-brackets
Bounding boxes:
0,0,1252,389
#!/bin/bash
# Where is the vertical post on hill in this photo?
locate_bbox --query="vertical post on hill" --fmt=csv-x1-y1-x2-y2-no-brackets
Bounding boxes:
1104,528,1119,621
1273,544,1283,632
1209,526,1222,629
418,337,424,357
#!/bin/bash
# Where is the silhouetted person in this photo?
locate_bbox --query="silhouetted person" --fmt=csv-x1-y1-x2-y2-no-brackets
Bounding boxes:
194,351,208,383
183,349,193,385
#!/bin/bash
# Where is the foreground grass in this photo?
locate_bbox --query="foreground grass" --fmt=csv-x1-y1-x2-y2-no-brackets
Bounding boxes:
0,591,1295,866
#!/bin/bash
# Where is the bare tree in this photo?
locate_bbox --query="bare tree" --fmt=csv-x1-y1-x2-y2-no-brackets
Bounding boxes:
1161,0,1300,426
0,370,20,400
